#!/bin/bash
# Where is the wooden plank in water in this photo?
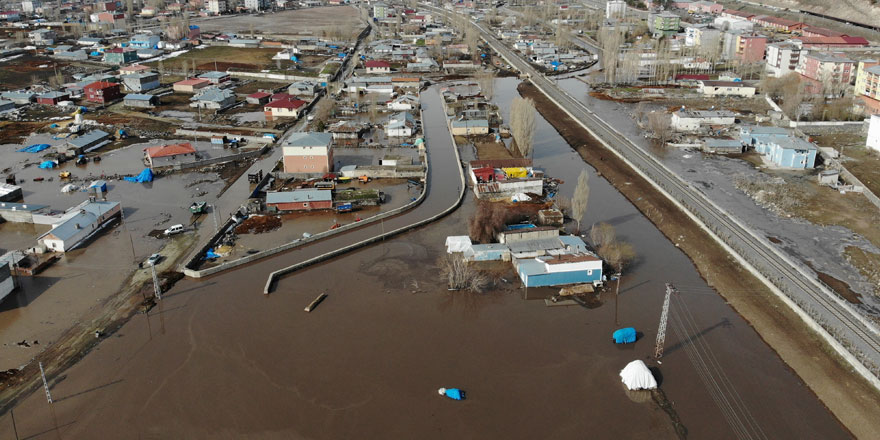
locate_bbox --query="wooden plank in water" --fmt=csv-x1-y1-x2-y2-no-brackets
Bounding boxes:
559,284,594,296
304,293,328,312
544,298,579,307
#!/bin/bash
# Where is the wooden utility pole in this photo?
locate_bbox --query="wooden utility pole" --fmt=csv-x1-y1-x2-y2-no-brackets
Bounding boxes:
654,283,676,359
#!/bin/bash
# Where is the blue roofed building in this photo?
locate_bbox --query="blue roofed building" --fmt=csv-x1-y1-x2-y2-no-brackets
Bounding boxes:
38,200,122,252
740,126,817,168
129,34,160,49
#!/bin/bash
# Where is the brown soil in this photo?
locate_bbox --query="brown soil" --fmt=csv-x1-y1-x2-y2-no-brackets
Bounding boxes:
235,215,282,234
196,61,258,71
0,121,48,144
588,90,646,103
519,81,880,439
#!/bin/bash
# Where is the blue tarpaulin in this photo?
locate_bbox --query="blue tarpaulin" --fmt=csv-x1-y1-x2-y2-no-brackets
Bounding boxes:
613,327,637,344
338,53,346,58
18,144,51,153
39,160,57,169
204,248,220,260
124,168,153,183
439,388,465,400
291,55,298,62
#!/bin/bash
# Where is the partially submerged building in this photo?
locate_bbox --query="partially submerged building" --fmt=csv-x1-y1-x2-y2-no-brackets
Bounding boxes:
37,200,122,252
266,189,332,211
468,159,543,200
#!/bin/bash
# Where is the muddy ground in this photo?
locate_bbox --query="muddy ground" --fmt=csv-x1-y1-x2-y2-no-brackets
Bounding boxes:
518,81,880,438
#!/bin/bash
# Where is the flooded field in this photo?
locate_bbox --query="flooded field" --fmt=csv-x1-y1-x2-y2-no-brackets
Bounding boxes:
0,85,849,439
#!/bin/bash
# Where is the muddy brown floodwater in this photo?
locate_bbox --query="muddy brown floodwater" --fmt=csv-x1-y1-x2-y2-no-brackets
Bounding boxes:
0,84,851,439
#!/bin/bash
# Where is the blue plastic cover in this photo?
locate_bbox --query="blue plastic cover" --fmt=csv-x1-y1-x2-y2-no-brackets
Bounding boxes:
613,327,637,344
38,160,56,168
124,168,153,183
338,53,346,58
444,388,464,400
18,144,51,153
204,248,220,260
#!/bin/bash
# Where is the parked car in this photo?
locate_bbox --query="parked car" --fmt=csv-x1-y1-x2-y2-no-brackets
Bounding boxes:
146,253,162,266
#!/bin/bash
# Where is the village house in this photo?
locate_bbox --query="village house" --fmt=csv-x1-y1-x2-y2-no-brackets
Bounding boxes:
83,81,122,104
143,142,198,168
282,132,333,173
266,189,333,211
173,78,211,93
123,93,158,108
198,71,231,84
103,48,138,65
1,91,35,104
62,129,111,156
450,119,489,136
387,94,419,110
38,200,122,252
516,253,603,288
29,28,55,45
365,60,392,74
288,81,320,97
385,111,416,137
671,109,736,132
740,126,817,168
121,71,160,92
118,64,151,75
246,92,271,105
129,34,160,49
36,90,69,105
264,96,307,119
190,87,235,109
327,120,365,145
468,159,544,200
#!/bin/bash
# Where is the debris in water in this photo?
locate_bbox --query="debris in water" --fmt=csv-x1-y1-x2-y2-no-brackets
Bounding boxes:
438,387,466,400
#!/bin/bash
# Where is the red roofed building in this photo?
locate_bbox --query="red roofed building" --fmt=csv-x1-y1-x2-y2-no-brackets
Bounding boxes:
751,15,804,32
364,60,391,74
173,77,211,93
246,91,271,105
721,9,755,20
143,142,198,168
801,26,846,38
264,97,307,119
83,81,122,104
792,36,869,49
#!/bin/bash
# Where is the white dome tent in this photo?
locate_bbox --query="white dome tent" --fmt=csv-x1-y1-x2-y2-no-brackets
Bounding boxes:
619,360,658,391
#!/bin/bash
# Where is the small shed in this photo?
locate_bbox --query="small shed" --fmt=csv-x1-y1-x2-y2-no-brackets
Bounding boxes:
818,169,839,186
246,92,271,105
702,138,743,154
124,93,159,108
445,235,472,254
538,208,563,226
89,179,108,195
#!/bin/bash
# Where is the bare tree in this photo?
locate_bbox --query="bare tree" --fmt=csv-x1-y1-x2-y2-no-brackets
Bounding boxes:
647,111,672,146
571,169,590,234
598,26,625,85
439,255,489,293
599,241,636,274
314,97,334,123
590,222,616,249
476,70,495,100
510,96,536,157
780,73,804,120
468,200,518,243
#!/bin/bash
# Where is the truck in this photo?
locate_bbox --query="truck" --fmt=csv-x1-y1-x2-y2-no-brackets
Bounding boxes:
190,201,207,214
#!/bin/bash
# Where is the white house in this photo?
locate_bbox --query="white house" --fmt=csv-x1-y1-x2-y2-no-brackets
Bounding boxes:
671,109,736,132
38,200,122,252
385,112,415,137
868,114,880,153
386,94,419,110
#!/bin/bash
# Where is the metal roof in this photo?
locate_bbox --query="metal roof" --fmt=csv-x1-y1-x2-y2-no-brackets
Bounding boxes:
266,189,332,204
38,201,119,242
285,132,332,148
68,130,110,148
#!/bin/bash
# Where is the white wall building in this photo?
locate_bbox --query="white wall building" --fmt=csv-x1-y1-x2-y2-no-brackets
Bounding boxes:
606,0,626,19
207,0,228,14
671,109,736,132
765,42,803,77
868,114,880,152
21,0,41,13
245,0,270,11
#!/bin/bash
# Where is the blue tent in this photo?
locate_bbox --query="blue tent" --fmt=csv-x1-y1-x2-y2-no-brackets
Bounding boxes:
38,160,57,169
124,168,153,183
613,327,637,344
18,144,51,153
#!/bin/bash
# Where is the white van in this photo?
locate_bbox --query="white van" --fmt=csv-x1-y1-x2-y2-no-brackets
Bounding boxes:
164,224,185,235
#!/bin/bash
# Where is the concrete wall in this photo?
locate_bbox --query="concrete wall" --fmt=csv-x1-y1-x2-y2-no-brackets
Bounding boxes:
175,129,277,144
152,145,268,172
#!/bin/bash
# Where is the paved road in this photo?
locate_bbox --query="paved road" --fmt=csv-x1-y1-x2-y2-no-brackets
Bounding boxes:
424,4,880,379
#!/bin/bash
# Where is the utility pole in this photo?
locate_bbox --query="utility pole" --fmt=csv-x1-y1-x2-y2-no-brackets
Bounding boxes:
39,362,52,404
151,263,162,301
654,283,676,360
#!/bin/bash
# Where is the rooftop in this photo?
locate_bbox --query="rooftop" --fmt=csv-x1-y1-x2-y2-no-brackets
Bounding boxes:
266,189,332,204
68,130,110,148
285,132,332,147
38,201,120,242
145,142,196,158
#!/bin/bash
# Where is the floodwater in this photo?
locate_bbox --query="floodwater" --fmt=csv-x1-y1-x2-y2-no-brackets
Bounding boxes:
0,85,848,439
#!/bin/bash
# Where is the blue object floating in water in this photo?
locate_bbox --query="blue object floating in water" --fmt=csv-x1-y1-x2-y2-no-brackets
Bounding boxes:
18,144,51,153
439,388,465,400
124,168,154,183
613,327,637,344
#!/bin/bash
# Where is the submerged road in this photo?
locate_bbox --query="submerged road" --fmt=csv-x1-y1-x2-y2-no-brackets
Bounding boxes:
197,87,463,290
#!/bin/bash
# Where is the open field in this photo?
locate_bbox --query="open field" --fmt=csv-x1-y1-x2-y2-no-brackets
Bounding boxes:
147,46,288,72
194,6,363,37
0,55,67,90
